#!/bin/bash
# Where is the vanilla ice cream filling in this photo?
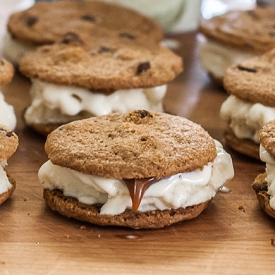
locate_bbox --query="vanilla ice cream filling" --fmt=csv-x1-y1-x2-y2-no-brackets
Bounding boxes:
0,160,12,195
24,78,167,125
2,32,36,65
199,39,258,79
259,145,275,210
38,140,234,215
0,91,16,130
220,95,275,143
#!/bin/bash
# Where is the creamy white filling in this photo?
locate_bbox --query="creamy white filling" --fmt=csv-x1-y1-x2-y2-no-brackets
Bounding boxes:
220,95,275,143
25,78,167,125
259,145,275,210
199,39,259,79
0,160,12,194
0,91,16,130
38,140,234,215
2,32,36,65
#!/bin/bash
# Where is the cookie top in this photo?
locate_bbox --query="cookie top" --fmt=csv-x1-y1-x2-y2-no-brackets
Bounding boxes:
223,48,275,107
18,34,183,90
259,119,275,158
0,125,18,162
7,1,163,46
199,7,275,53
45,110,217,179
0,58,14,86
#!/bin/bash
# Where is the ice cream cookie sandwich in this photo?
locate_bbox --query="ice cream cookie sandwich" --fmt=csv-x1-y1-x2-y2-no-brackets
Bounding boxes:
220,48,275,159
199,7,275,85
18,33,183,135
0,125,18,205
0,58,16,130
38,110,234,229
3,0,163,64
252,120,275,218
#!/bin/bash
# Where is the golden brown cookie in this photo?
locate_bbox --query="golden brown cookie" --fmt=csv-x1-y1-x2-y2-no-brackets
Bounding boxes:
43,189,210,229
19,34,183,90
252,120,275,218
45,110,217,179
224,48,275,107
258,119,275,156
0,126,18,162
252,173,275,219
7,1,163,47
0,58,14,86
0,125,18,205
223,128,260,160
199,7,275,53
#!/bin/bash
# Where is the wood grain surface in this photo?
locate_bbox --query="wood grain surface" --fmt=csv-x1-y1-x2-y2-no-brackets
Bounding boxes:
1,31,275,275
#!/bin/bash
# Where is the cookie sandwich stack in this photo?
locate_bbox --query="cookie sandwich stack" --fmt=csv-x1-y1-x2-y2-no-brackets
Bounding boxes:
38,110,234,229
199,6,275,85
18,31,182,135
220,48,275,159
3,0,163,65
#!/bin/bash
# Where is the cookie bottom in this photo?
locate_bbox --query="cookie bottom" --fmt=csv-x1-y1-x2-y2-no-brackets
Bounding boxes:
252,173,275,219
0,174,16,205
43,189,210,229
30,123,60,136
224,128,260,160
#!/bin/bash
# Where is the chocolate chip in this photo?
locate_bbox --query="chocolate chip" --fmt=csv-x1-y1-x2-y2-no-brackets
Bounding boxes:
25,15,38,27
0,128,13,137
119,33,136,40
61,32,84,45
126,110,153,124
237,65,257,73
98,47,113,54
6,131,13,137
247,10,259,20
138,110,152,118
81,14,96,22
136,62,151,75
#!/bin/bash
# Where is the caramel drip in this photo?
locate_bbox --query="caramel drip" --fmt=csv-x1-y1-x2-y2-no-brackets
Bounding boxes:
124,178,159,212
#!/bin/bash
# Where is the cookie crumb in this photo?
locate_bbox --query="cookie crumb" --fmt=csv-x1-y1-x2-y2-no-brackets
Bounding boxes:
271,238,275,246
97,234,101,238
65,235,70,239
81,14,96,22
61,32,83,45
136,62,151,75
237,65,257,73
25,15,38,27
80,225,86,230
238,206,246,212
